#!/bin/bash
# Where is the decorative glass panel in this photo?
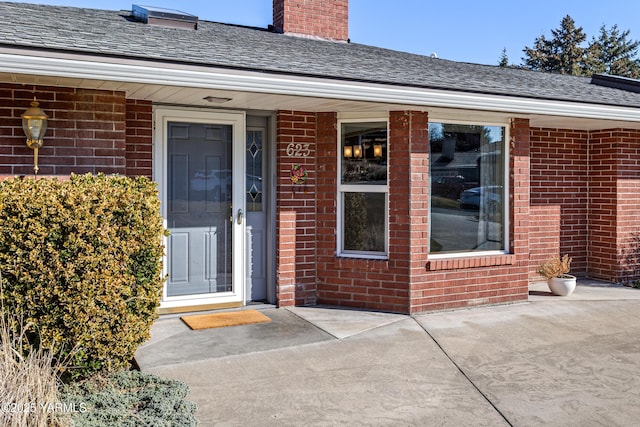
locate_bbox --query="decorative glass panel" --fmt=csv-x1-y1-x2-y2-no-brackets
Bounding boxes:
246,129,263,212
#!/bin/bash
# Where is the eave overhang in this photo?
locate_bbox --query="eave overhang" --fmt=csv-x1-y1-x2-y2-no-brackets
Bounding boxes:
2,50,640,126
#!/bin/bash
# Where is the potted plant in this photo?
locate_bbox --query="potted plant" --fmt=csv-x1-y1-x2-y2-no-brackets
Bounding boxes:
536,254,577,296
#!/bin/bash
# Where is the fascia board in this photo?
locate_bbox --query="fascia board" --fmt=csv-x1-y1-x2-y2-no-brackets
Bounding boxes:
2,52,640,122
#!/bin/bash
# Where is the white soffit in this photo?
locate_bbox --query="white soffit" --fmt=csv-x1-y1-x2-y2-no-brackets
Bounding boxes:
2,51,640,125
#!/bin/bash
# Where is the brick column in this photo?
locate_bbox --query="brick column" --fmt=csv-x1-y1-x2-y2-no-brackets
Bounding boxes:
589,129,640,282
315,112,338,296
510,119,531,264
275,111,317,306
388,111,429,313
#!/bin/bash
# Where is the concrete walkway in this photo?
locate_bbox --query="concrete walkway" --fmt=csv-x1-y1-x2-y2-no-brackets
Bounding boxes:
136,281,640,426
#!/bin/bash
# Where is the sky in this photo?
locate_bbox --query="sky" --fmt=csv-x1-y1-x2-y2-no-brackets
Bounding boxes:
13,0,640,66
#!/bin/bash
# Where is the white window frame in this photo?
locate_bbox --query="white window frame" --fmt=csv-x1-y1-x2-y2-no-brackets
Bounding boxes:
427,117,510,259
337,118,389,259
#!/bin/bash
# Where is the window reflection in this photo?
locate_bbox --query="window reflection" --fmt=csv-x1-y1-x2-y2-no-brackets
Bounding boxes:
341,122,387,185
429,123,505,254
343,192,386,252
339,121,388,257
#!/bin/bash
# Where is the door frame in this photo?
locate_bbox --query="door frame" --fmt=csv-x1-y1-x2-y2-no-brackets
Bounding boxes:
154,106,247,310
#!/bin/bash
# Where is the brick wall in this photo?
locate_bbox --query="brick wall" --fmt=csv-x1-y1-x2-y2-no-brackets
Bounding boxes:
588,129,640,282
273,0,349,41
390,111,428,313
413,118,530,312
313,112,529,314
529,127,589,278
125,99,153,178
0,84,129,176
315,112,420,313
275,111,317,306
0,84,152,178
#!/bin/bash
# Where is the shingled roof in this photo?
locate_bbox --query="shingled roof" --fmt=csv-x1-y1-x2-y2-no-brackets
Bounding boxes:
1,1,640,109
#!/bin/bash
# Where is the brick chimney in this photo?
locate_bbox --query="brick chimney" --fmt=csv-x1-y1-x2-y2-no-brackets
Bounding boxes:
273,0,349,42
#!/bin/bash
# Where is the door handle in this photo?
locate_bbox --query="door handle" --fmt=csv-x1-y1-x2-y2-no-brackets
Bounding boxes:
237,209,243,225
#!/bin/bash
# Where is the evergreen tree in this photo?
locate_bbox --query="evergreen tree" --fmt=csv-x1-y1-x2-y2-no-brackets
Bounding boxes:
498,48,509,67
522,15,587,75
521,16,640,77
584,24,640,78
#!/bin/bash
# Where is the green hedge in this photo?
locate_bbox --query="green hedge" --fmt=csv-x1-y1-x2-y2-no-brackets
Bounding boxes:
0,174,166,381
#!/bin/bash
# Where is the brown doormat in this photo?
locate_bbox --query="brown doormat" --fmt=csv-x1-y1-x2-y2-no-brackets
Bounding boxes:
181,309,271,330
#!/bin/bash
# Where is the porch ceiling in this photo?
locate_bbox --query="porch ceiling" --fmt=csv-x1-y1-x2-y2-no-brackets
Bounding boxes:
2,70,411,111
3,70,640,131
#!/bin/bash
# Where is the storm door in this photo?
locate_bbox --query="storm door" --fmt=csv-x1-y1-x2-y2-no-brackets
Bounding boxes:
156,109,246,308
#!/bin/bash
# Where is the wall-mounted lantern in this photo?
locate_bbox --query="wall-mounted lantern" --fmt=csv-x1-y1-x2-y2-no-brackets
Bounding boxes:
21,97,48,175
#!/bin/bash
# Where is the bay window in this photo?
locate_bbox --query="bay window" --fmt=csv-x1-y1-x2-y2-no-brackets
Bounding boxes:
429,121,507,255
338,120,388,258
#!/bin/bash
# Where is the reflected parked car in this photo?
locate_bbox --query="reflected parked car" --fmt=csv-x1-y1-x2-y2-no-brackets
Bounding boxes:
459,186,502,211
191,170,232,193
431,175,466,199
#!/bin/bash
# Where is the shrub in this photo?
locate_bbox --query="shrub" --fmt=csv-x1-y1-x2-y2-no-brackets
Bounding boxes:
537,254,572,280
0,174,165,381
61,370,197,427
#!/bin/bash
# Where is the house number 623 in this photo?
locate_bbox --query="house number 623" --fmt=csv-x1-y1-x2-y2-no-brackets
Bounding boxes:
285,143,311,157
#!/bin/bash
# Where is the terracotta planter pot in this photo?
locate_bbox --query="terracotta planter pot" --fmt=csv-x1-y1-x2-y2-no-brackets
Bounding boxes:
547,274,576,296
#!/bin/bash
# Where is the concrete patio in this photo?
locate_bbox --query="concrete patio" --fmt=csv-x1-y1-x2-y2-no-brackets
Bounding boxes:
136,280,640,426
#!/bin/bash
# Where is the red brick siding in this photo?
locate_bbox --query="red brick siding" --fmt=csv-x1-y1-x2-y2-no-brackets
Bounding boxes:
315,113,413,312
588,129,640,282
412,118,530,312
275,111,317,306
0,83,128,176
273,0,349,41
316,112,420,314
389,111,426,313
312,112,529,314
529,127,589,278
615,130,640,282
511,119,532,261
125,99,153,177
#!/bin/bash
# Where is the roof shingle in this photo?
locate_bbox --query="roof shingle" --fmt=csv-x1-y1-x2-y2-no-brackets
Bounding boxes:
1,1,639,108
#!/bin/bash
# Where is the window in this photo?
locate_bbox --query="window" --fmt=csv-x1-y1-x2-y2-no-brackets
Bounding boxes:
429,122,507,255
338,121,388,257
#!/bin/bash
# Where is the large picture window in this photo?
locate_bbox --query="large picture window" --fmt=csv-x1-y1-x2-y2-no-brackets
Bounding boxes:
338,121,388,257
429,122,506,254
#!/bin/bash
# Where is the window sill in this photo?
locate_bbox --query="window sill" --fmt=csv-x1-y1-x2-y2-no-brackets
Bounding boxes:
333,256,389,271
426,254,515,271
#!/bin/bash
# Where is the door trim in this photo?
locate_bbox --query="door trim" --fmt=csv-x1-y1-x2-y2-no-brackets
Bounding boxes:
154,107,246,310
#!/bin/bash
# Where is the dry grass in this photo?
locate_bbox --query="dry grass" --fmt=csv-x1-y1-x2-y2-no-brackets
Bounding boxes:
0,311,70,427
537,254,573,280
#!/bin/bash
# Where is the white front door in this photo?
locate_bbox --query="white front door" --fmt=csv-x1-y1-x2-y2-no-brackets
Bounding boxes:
155,108,246,309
